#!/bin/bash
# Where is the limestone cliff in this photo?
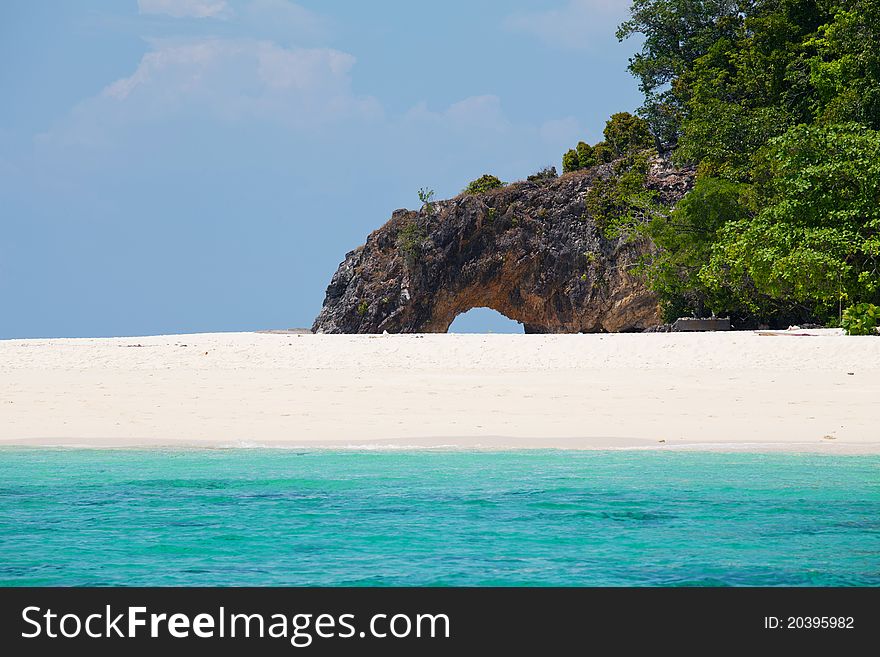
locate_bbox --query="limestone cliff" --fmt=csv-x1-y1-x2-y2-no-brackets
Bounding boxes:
312,157,694,334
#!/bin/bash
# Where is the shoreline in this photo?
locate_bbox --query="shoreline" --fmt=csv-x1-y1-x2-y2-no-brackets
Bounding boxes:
2,436,878,454
1,330,878,454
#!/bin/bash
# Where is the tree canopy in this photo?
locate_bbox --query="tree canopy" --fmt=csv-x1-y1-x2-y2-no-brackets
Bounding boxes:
616,0,880,326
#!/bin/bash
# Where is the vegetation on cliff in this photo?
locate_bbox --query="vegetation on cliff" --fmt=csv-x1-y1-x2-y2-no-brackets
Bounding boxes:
313,162,693,335
553,0,880,327
463,174,505,195
562,113,652,174
317,0,879,333
611,0,880,326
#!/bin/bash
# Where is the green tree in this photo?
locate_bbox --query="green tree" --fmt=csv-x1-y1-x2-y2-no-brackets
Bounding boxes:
616,0,880,325
645,176,751,319
701,123,880,318
527,166,558,182
604,112,654,155
672,2,828,180
592,141,615,164
462,174,504,195
617,0,747,149
576,141,596,168
562,149,580,174
809,2,880,129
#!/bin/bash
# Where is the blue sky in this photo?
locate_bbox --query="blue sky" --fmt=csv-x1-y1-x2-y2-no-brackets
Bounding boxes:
1,0,642,338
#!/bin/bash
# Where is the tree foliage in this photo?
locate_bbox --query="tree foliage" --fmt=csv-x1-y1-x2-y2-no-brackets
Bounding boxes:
592,141,615,164
604,112,654,156
397,220,426,269
701,123,880,314
585,154,662,239
841,303,880,335
562,113,654,174
527,166,558,183
418,187,435,217
617,0,880,326
646,176,751,320
562,149,581,174
576,141,596,169
617,0,747,150
462,174,504,195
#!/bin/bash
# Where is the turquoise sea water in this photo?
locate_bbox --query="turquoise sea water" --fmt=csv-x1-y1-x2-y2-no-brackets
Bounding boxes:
0,449,878,586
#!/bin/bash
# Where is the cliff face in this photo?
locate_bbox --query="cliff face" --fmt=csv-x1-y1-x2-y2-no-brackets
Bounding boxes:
313,158,695,334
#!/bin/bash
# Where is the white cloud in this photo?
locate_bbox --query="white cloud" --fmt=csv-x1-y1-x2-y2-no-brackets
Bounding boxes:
40,38,381,148
504,0,627,50
241,0,330,42
138,0,231,19
404,95,510,133
137,1,330,41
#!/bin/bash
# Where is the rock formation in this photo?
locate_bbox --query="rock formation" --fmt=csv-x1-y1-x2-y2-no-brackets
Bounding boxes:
312,157,695,334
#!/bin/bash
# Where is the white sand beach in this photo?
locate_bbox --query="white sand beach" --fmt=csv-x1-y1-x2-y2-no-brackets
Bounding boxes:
0,330,878,452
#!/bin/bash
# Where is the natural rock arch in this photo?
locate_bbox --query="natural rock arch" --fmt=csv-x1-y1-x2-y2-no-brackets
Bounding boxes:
312,158,694,334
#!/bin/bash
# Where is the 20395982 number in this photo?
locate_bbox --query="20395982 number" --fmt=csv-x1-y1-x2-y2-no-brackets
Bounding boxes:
790,617,854,629
764,616,855,630
764,616,855,629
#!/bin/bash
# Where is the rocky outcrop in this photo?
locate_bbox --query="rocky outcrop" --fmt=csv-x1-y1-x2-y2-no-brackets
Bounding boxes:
313,157,695,334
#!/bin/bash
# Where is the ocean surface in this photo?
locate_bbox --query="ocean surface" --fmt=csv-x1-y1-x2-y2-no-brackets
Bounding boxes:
1,449,878,586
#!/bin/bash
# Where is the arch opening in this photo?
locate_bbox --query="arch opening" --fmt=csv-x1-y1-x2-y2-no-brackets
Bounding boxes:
447,307,524,334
